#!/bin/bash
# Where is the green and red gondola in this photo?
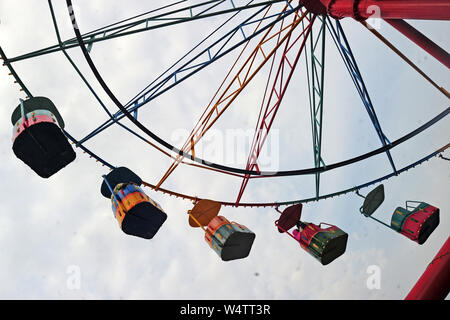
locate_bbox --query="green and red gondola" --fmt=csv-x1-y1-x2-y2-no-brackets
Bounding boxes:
358,184,440,244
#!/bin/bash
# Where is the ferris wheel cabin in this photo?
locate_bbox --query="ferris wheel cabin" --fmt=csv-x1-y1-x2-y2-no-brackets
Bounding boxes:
391,202,440,245
101,167,167,239
11,97,76,178
205,216,256,261
188,200,256,261
359,185,440,244
276,204,348,265
293,223,348,266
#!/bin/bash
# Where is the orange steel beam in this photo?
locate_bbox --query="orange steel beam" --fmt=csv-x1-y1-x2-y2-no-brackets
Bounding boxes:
361,21,450,99
154,5,309,190
384,19,450,69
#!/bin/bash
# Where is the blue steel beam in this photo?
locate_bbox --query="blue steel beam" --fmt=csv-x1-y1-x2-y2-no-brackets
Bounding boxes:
120,1,297,116
326,17,397,174
77,2,299,145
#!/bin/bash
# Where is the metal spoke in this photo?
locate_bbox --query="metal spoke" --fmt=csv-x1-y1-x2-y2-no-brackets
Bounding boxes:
75,2,299,146
235,11,315,205
305,15,326,199
7,0,286,63
326,17,397,174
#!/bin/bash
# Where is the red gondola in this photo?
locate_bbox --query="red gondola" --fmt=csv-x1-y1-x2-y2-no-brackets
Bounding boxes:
275,204,348,265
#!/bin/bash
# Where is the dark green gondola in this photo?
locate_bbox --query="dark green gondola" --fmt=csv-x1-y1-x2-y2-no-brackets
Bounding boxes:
276,204,348,265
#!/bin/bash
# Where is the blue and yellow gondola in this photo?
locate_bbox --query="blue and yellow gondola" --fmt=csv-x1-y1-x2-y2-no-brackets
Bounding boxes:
101,167,167,239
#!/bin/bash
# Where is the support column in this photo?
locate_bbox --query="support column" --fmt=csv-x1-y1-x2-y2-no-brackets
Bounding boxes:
405,237,450,300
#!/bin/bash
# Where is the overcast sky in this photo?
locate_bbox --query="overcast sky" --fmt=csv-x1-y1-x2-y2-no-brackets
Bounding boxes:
0,0,448,300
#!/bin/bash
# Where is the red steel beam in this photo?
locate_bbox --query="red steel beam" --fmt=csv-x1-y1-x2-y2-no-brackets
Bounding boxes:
235,16,316,205
305,0,450,20
385,19,450,69
405,237,450,300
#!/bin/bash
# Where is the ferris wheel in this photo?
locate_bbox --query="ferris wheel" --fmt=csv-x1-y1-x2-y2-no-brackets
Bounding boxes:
1,0,449,287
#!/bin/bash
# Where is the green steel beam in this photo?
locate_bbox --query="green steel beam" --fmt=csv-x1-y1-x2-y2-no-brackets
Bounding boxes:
305,15,326,199
7,0,285,63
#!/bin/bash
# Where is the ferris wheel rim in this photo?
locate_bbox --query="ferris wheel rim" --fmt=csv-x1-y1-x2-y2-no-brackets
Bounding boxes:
1,1,448,206
63,128,450,208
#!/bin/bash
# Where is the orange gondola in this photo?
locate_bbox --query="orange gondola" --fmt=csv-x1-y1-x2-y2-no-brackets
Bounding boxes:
188,199,256,261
